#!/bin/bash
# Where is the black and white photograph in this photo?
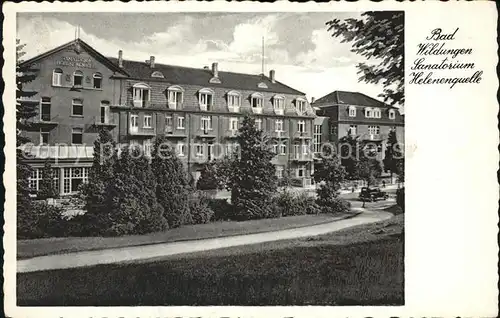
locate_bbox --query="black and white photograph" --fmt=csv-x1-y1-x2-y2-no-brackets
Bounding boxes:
14,10,405,307
4,2,498,317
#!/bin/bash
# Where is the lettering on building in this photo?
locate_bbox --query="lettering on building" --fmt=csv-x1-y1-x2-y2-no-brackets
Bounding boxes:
55,56,96,69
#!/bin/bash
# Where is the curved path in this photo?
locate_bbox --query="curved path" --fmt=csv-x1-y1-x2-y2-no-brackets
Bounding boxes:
17,207,393,273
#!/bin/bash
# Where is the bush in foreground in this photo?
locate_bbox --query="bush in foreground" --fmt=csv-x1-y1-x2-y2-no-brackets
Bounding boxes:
274,191,320,217
187,191,215,224
316,183,351,214
17,202,66,239
207,198,235,221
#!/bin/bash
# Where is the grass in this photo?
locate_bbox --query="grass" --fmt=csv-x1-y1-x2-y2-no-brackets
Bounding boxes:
17,213,404,306
18,213,354,259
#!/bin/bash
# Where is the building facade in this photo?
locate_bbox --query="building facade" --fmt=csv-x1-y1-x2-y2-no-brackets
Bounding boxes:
312,90,405,161
19,39,316,196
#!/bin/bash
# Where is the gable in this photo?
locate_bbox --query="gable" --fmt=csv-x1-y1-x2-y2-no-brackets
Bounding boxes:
21,39,128,77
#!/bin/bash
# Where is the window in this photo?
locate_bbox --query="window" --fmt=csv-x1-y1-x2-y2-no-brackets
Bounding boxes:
251,93,263,109
272,144,278,154
165,115,173,128
40,127,50,144
29,168,59,194
302,144,309,155
130,114,139,132
349,125,357,135
348,106,356,117
373,108,382,118
72,98,83,116
29,169,42,191
279,143,287,155
168,86,184,109
195,144,204,157
199,88,214,111
40,97,51,121
368,125,380,135
297,120,305,133
389,109,396,119
275,120,284,132
296,165,305,178
71,128,83,144
201,116,212,131
177,116,185,129
62,167,89,194
144,114,152,128
255,119,262,130
177,143,185,156
100,101,110,124
365,107,373,118
229,117,239,131
52,69,63,86
73,70,83,87
227,91,241,109
296,99,306,114
273,95,284,114
151,71,164,78
93,73,102,89
276,165,284,178
143,139,152,157
132,83,150,108
313,124,322,153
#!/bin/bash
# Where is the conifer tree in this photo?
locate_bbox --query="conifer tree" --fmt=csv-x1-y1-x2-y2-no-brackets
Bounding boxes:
38,160,58,200
104,146,168,235
151,136,191,228
228,116,278,220
16,39,39,236
383,129,403,181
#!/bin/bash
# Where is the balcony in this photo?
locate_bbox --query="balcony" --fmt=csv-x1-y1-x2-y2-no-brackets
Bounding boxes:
195,128,217,139
32,114,59,126
224,129,239,139
22,145,94,159
290,177,312,188
164,126,187,138
251,107,263,114
293,131,312,140
129,126,156,137
271,130,289,139
93,116,116,128
291,152,314,162
360,133,384,141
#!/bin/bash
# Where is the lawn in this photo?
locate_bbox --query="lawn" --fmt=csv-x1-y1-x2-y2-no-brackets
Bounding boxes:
18,213,354,259
17,213,404,306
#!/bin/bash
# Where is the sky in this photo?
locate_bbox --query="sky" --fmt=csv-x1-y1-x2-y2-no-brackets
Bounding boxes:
17,12,387,102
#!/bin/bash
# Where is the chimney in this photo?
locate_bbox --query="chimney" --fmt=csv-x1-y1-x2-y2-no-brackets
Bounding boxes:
212,62,219,77
118,50,123,68
150,56,155,68
311,97,316,104
269,69,276,83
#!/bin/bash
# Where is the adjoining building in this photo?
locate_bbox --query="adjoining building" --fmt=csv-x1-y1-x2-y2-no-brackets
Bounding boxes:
312,90,405,160
19,39,316,196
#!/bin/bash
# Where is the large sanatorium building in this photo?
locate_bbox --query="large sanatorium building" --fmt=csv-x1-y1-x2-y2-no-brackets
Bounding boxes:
19,39,404,197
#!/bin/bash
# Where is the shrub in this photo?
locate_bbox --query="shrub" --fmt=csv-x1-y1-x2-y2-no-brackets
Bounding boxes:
396,187,405,211
187,191,214,224
316,183,351,214
207,198,235,221
273,191,320,217
18,202,66,239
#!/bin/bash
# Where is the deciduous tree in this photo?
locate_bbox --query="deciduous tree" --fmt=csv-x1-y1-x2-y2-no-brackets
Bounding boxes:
327,12,404,106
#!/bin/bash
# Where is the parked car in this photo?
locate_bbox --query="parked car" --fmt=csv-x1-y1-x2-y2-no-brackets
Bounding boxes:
359,187,389,202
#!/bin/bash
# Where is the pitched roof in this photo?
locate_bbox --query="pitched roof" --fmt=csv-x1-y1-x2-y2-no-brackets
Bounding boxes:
20,39,128,76
313,90,393,108
106,57,304,95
